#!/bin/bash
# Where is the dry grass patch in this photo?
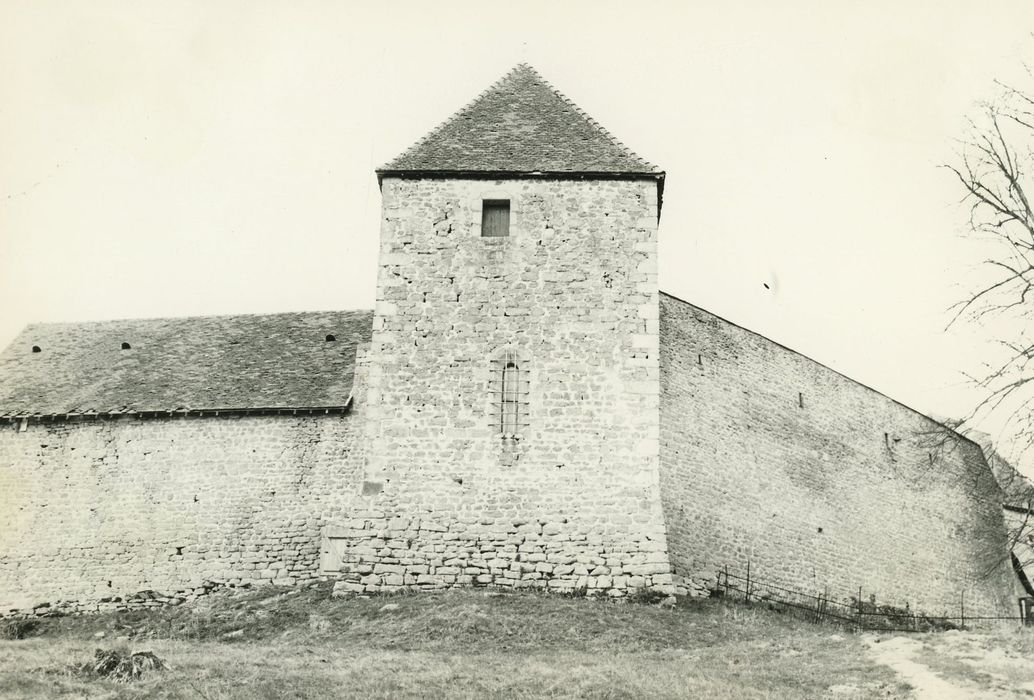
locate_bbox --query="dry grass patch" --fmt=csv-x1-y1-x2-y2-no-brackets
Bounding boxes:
905,628,1034,695
0,587,910,699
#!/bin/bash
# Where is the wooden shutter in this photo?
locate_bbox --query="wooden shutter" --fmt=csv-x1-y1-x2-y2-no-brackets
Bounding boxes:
482,200,510,237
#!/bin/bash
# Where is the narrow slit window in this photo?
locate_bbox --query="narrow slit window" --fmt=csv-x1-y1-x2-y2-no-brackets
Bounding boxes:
482,199,510,238
501,360,519,436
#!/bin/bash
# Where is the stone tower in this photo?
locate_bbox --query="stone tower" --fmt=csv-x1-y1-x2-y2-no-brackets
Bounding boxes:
335,65,673,594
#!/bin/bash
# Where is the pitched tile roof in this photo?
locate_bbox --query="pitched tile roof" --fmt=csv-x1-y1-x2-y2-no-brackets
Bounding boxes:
379,64,661,176
0,310,373,418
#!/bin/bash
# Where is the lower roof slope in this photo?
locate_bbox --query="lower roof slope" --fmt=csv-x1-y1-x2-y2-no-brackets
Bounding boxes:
0,310,373,419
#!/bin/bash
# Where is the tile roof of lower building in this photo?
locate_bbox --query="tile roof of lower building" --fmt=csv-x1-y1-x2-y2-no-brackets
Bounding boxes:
379,64,661,176
0,309,373,419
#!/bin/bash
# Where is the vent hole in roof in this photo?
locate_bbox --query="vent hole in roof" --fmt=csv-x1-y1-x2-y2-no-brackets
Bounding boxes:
121,342,131,350
31,345,41,353
325,334,336,342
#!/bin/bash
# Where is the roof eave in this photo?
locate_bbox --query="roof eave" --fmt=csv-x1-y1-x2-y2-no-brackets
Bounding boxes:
376,168,663,182
375,169,666,217
2,401,355,423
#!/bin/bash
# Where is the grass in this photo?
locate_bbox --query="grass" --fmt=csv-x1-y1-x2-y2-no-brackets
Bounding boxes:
908,627,1034,695
0,584,910,699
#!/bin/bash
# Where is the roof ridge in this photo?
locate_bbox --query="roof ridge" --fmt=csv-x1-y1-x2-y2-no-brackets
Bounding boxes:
379,65,526,171
519,64,658,172
18,308,375,330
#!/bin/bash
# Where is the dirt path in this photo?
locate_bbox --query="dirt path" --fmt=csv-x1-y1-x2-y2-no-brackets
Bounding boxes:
865,632,1034,699
867,636,976,699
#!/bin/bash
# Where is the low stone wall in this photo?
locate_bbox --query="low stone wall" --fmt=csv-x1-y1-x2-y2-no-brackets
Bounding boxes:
322,511,673,596
0,413,365,614
0,409,673,610
2,581,233,619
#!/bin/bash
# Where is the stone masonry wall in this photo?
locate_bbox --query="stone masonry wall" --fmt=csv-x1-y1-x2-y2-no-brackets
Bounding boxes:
659,293,1016,617
0,410,366,614
324,177,673,596
1004,506,1034,600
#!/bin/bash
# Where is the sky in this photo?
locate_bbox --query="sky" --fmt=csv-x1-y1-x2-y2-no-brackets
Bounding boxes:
2,1,1033,473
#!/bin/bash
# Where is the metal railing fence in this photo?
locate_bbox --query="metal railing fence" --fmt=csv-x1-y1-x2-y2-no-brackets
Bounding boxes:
714,562,1031,632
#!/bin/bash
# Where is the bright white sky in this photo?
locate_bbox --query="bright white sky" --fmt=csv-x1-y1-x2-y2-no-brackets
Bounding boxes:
2,1,1033,473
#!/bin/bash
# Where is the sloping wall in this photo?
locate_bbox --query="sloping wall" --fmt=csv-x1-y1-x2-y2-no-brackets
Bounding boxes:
659,293,1016,617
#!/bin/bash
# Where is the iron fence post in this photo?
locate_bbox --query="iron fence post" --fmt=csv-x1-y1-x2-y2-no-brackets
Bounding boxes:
857,586,863,630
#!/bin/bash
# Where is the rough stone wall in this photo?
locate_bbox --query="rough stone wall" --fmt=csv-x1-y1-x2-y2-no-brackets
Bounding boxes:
659,293,1016,617
1004,506,1034,600
0,408,367,613
325,177,672,596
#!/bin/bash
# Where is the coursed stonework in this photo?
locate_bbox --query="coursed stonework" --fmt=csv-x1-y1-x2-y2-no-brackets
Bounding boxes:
320,177,674,596
0,411,366,614
658,293,1016,617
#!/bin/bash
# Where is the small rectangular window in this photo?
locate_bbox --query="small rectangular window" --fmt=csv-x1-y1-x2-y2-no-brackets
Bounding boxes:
482,200,510,237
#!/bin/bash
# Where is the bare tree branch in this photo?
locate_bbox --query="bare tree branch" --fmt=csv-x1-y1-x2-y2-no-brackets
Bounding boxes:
947,69,1034,580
